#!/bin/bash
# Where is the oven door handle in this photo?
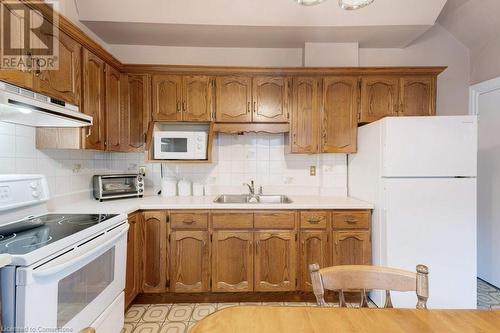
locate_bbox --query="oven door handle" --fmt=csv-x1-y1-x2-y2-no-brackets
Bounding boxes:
31,224,129,279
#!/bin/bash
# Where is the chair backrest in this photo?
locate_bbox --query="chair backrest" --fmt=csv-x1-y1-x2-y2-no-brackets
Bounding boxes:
79,328,96,333
309,264,429,309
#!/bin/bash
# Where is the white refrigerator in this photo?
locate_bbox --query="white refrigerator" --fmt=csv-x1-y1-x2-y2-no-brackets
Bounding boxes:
348,116,477,309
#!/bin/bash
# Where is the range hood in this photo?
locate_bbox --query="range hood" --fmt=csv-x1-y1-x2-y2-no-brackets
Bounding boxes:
0,81,92,127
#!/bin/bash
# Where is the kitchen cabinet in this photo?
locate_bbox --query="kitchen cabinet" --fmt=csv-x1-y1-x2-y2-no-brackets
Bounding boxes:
142,211,168,293
399,77,436,117
125,212,143,308
254,231,297,292
252,76,289,123
82,49,106,150
105,64,122,151
152,75,212,122
211,231,254,292
332,231,371,266
215,76,252,122
170,230,210,293
290,77,320,154
299,231,329,291
359,76,399,124
33,30,82,105
321,77,359,153
121,74,150,151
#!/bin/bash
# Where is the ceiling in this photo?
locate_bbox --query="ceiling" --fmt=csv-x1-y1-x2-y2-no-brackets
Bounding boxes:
75,0,448,48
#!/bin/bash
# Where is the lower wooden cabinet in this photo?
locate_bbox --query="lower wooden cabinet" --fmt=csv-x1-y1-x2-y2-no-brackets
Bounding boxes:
211,231,254,292
299,231,329,291
170,230,210,293
142,211,168,293
254,231,297,292
332,231,371,266
125,212,143,308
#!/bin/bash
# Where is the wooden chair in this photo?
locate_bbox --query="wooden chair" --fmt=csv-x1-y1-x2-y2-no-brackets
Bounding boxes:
79,328,96,333
309,264,429,309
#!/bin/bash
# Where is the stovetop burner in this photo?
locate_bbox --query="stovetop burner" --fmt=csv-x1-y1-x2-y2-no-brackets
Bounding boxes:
0,214,118,255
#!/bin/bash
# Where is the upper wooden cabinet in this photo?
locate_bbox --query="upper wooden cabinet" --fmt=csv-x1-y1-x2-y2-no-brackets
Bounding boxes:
359,76,399,124
152,75,212,122
321,77,359,154
170,230,210,293
211,231,254,292
81,49,106,150
33,30,82,105
121,74,150,151
400,77,436,117
252,76,289,123
215,76,252,122
290,77,320,154
105,65,122,151
142,211,168,293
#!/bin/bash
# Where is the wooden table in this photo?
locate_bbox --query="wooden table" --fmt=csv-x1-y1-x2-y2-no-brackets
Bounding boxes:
190,306,500,333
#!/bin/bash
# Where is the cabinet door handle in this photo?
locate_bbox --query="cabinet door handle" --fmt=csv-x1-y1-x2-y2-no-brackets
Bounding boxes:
301,241,305,254
247,102,251,113
293,133,297,144
248,241,253,256
182,101,187,111
253,101,257,113
177,101,181,112
85,127,92,138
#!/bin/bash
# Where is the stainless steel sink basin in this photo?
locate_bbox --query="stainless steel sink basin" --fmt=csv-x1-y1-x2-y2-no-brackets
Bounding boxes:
213,194,293,204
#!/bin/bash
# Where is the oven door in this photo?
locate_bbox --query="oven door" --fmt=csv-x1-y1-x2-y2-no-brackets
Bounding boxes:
14,222,128,333
154,132,195,160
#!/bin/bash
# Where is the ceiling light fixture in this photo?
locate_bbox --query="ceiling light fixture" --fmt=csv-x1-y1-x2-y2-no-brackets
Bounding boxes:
294,0,326,5
338,0,375,10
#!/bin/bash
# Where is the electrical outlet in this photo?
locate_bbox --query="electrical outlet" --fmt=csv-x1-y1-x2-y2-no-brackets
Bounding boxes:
310,166,316,176
139,166,146,176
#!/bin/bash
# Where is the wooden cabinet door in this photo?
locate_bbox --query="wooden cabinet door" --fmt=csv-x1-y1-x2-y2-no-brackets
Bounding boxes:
143,211,168,293
254,231,297,292
332,231,371,266
290,77,320,154
215,76,252,122
33,30,81,105
299,231,329,291
252,77,289,123
399,77,436,117
125,213,143,308
212,231,254,292
82,49,106,150
182,75,212,121
152,75,182,121
0,1,33,89
105,65,122,151
321,77,359,153
170,231,210,293
122,74,150,151
359,76,399,123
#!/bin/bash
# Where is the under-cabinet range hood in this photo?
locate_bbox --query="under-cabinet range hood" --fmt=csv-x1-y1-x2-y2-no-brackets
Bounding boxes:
0,81,92,127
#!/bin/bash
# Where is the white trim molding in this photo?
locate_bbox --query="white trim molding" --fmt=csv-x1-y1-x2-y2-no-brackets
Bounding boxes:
470,77,500,115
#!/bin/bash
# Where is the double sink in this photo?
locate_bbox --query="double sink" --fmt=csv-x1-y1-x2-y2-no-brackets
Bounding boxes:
214,194,293,204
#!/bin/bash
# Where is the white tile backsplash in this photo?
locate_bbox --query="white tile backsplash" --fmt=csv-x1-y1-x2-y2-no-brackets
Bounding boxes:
0,122,348,197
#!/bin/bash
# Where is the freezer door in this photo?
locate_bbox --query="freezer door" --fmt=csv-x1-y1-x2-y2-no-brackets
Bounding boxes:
381,177,477,309
382,116,477,177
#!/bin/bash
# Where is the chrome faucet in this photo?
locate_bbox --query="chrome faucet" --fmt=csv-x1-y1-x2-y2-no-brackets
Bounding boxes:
243,180,255,195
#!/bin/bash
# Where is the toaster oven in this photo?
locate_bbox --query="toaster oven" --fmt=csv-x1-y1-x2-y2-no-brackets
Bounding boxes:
93,174,144,201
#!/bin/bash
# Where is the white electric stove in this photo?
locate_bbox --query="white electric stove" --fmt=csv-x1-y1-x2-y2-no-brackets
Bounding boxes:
0,175,128,333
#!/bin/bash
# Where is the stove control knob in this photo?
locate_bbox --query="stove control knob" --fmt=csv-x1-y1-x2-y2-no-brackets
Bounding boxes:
32,191,40,198
30,182,38,189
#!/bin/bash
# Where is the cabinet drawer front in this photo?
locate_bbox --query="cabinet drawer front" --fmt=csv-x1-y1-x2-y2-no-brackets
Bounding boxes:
254,212,295,229
171,212,208,229
212,213,253,229
332,211,370,230
300,212,328,229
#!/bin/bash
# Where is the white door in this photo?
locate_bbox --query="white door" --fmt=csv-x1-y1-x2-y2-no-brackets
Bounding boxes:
381,116,477,177
382,177,477,309
477,88,500,287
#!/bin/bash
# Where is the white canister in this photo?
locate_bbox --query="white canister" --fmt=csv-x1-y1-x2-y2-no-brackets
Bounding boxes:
193,182,204,196
161,177,177,197
178,179,192,196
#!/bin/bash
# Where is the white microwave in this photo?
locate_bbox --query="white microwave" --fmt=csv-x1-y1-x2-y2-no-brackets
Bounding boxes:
154,131,208,160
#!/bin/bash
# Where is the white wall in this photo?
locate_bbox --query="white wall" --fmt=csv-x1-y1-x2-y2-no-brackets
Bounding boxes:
470,38,500,85
359,24,471,116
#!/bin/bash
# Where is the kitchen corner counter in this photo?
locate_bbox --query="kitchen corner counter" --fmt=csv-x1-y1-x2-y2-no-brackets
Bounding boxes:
50,195,374,215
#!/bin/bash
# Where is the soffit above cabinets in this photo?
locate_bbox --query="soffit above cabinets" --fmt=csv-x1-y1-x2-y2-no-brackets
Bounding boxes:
75,0,447,48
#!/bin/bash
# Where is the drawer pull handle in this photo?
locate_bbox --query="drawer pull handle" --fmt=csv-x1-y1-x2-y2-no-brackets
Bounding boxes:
183,219,195,224
345,217,358,224
307,218,321,224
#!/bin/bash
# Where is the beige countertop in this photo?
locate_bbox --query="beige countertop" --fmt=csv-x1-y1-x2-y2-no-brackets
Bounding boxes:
50,194,373,215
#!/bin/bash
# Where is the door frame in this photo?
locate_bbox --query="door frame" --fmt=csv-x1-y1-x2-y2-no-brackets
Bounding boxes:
469,77,500,115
